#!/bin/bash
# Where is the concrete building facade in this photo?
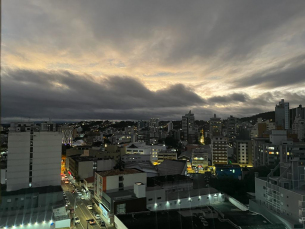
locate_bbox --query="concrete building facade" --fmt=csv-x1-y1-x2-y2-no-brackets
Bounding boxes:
211,136,228,165
7,122,62,191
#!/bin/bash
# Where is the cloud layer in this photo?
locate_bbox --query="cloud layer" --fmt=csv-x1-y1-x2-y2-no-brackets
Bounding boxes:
2,0,305,121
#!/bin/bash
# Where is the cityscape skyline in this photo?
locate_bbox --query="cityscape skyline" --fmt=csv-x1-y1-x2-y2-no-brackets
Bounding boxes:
2,0,305,122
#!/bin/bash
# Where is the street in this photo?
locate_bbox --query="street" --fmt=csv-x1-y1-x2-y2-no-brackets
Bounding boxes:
62,181,102,229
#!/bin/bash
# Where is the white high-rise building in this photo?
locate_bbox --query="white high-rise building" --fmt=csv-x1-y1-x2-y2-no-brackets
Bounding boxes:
292,115,305,142
167,121,173,133
275,99,290,130
7,122,62,191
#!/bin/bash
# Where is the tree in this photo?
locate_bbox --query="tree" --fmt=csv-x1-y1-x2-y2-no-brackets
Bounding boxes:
113,157,125,170
164,136,178,148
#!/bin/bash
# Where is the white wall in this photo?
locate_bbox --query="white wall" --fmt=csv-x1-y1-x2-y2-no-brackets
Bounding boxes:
7,131,61,191
114,215,128,229
105,172,147,192
97,159,115,171
79,161,94,179
55,218,70,228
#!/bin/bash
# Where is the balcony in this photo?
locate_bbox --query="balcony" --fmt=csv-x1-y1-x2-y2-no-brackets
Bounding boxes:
299,201,305,208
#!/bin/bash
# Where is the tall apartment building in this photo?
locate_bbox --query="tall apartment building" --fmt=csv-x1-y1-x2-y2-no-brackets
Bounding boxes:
209,114,222,137
211,136,228,165
149,118,159,128
252,130,294,167
7,122,62,191
60,125,73,145
226,115,236,141
292,115,305,142
167,121,173,133
233,139,253,166
182,110,196,142
275,99,290,130
290,104,305,127
251,159,305,228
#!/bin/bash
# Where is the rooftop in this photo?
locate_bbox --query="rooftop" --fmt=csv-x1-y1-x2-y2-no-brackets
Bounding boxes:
96,168,142,177
116,207,235,229
215,164,241,168
84,176,95,183
167,187,220,201
157,160,187,176
2,185,62,196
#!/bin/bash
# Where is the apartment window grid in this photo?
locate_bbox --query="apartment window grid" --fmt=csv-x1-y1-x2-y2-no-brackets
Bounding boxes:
265,185,281,214
29,129,34,186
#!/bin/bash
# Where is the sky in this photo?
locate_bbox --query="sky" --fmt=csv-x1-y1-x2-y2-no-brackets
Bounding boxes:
2,0,305,122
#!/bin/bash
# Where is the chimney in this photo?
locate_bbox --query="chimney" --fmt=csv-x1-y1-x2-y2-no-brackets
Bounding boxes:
134,182,146,198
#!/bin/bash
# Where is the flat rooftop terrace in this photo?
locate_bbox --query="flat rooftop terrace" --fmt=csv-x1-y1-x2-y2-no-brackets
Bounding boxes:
117,207,235,229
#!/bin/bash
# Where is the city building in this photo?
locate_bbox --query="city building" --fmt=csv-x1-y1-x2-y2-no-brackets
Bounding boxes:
66,155,115,180
250,118,276,139
146,186,224,211
167,121,173,133
215,164,242,179
209,114,222,137
290,104,305,127
292,114,305,142
149,118,159,129
233,139,253,166
211,136,228,165
252,130,293,167
137,120,149,130
125,142,166,163
191,148,209,170
275,99,290,130
182,110,196,143
157,150,177,163
7,122,62,191
251,159,305,228
226,115,237,141
157,160,187,176
94,169,147,223
60,125,73,145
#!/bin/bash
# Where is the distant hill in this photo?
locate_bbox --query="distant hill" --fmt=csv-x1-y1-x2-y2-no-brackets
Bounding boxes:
239,111,275,124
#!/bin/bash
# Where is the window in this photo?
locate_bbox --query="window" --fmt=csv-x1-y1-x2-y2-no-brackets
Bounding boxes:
7,199,11,203
157,197,161,200
148,198,152,201
30,147,33,152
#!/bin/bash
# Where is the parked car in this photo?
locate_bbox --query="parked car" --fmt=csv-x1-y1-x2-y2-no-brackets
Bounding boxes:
87,205,93,210
95,214,101,220
65,180,69,184
88,219,96,225
75,216,80,224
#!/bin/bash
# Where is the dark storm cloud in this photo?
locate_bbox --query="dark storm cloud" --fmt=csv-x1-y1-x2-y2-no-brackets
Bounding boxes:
234,54,305,88
4,0,305,66
207,93,250,104
1,69,205,120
